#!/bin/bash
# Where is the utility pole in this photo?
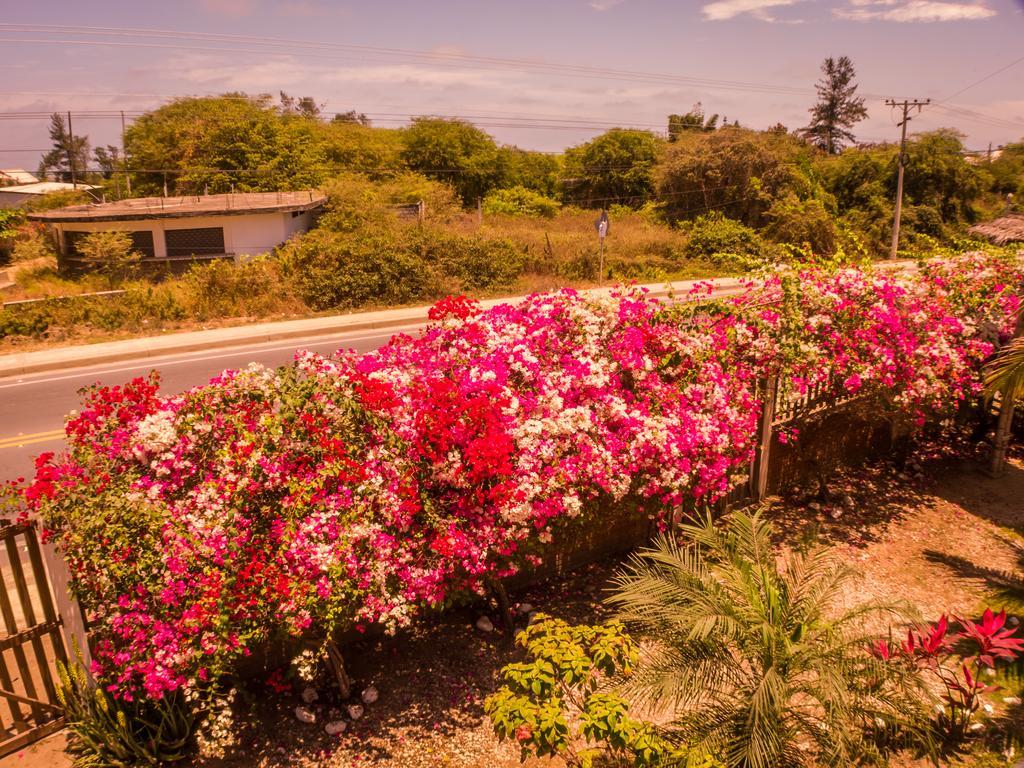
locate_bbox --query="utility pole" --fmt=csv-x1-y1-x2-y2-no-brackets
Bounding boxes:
121,110,132,196
886,98,930,259
66,111,77,189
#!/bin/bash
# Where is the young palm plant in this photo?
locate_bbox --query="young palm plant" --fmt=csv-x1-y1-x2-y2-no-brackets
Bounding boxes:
984,335,1024,403
607,510,932,768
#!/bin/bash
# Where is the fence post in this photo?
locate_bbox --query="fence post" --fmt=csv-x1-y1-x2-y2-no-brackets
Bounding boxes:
752,376,778,501
417,199,425,225
39,542,92,680
988,312,1024,478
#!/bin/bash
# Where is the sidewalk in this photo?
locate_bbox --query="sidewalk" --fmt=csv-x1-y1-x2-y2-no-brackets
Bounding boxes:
0,277,746,378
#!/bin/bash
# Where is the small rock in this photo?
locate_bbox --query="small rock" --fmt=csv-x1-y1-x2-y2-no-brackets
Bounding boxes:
475,616,495,633
361,685,379,704
1009,615,1020,627
841,494,855,510
1003,696,1022,705
301,686,318,704
325,719,347,736
829,508,843,520
808,502,822,512
968,721,985,733
517,602,534,615
295,706,316,724
982,703,994,715
346,703,364,720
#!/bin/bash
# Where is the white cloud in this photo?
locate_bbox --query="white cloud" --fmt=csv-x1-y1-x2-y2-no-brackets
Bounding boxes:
835,1,996,22
589,0,626,9
701,0,805,21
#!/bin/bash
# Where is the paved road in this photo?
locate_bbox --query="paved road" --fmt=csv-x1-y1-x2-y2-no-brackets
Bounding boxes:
0,325,421,482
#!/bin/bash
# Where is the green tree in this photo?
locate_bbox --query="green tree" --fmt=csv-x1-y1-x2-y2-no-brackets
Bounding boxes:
331,110,372,127
655,128,815,226
668,103,720,140
608,511,932,768
563,128,662,208
900,129,986,223
400,117,502,204
988,140,1024,201
75,231,141,286
39,113,90,184
801,56,868,154
124,93,325,195
278,91,322,118
496,147,562,196
93,145,121,180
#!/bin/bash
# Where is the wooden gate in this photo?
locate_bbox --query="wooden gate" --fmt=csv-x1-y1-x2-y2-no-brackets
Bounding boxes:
0,520,86,756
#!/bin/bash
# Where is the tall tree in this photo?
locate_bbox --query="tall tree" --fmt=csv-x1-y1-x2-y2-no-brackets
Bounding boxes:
39,113,90,183
801,56,868,154
279,91,323,119
668,103,719,140
93,145,121,179
563,128,662,207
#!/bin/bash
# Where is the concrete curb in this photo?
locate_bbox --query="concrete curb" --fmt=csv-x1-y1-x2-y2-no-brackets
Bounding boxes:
0,278,747,378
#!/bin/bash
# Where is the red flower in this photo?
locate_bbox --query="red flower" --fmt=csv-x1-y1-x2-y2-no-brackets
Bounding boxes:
957,608,1024,668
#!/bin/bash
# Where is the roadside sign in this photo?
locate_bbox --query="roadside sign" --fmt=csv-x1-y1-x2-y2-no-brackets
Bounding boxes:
594,209,609,240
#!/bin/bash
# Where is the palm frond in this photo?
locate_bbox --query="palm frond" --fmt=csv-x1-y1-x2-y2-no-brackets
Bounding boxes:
984,335,1024,402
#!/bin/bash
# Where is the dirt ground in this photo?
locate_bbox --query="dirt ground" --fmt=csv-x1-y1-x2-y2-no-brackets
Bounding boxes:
3,456,1023,768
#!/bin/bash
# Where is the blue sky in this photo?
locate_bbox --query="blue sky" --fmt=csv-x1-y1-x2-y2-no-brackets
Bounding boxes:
0,0,1022,167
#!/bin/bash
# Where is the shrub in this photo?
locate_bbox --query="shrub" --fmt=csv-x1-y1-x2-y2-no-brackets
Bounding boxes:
419,230,526,291
486,614,718,767
10,224,56,265
762,193,838,255
682,212,769,265
483,186,561,218
74,231,142,286
283,228,437,310
57,652,194,766
608,511,933,768
181,258,297,320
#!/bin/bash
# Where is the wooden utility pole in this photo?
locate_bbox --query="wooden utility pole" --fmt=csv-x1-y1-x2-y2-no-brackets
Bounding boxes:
65,111,76,189
886,98,930,259
121,111,132,196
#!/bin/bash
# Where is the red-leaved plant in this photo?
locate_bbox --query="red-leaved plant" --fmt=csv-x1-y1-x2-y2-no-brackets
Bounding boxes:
873,609,1023,741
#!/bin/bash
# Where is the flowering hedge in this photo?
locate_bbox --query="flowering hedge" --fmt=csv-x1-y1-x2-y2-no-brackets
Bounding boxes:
10,252,1022,702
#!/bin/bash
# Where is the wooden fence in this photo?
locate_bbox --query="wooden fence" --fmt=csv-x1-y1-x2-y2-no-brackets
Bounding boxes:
0,521,88,757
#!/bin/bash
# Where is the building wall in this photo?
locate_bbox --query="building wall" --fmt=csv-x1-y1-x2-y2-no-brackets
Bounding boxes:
52,211,312,261
0,190,33,208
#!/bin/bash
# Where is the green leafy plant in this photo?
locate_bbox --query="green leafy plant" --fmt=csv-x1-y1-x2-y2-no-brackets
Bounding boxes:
608,510,933,768
73,231,142,287
486,613,718,768
483,186,561,218
56,647,195,766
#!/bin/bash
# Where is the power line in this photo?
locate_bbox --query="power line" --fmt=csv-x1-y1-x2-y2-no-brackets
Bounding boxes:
939,53,1024,105
0,24,818,97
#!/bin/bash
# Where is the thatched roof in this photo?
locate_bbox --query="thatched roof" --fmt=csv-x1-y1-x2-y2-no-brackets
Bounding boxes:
970,214,1024,245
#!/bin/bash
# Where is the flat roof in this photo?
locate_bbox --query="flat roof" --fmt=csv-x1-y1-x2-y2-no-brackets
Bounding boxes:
28,191,327,223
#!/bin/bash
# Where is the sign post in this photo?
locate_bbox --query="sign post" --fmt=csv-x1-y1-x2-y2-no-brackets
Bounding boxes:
594,209,609,285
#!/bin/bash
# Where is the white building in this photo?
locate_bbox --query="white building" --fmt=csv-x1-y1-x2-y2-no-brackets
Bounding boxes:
0,169,40,186
28,191,326,269
0,181,96,208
